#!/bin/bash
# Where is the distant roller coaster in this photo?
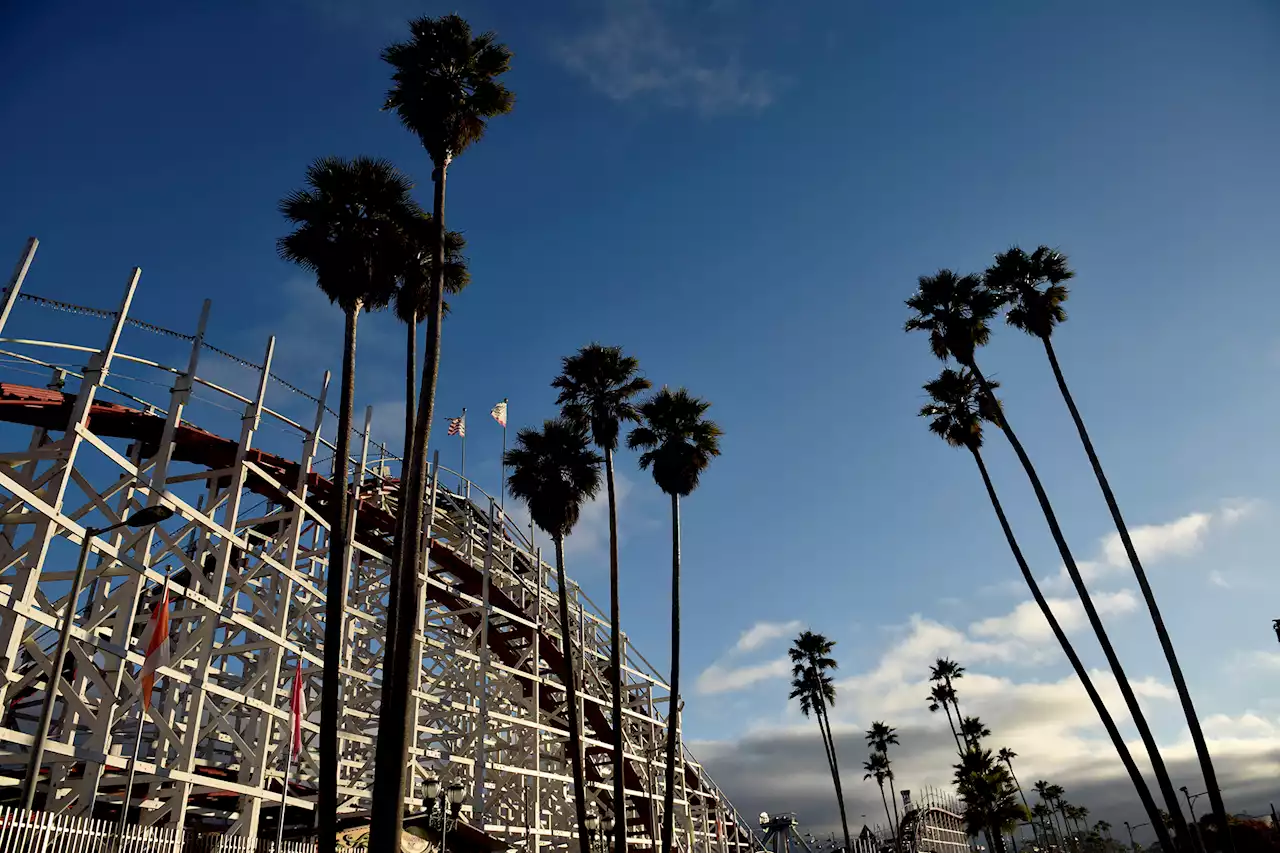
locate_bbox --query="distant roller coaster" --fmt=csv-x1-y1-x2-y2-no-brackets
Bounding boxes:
0,237,763,852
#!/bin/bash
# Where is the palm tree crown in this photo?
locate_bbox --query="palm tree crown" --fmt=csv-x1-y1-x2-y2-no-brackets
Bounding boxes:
504,418,603,539
552,344,651,452
904,270,1000,365
865,721,899,754
863,751,890,783
393,214,470,324
930,657,966,685
789,631,838,715
960,716,991,743
628,387,723,497
984,245,1074,339
921,368,1001,452
382,14,515,165
277,156,420,313
997,747,1016,764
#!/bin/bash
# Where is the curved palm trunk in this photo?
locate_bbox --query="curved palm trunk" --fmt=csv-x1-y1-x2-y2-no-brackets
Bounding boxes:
1004,761,1036,846
605,448,628,853
661,493,682,853
372,161,450,853
817,699,853,853
941,700,963,754
970,447,1171,850
969,362,1191,847
320,306,359,853
1040,336,1232,853
878,779,894,839
554,534,593,853
887,764,901,837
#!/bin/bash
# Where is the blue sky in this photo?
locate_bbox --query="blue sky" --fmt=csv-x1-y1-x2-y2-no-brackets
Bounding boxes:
3,0,1280,838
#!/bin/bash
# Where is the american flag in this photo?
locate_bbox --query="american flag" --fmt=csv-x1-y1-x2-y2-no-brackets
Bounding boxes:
447,413,466,437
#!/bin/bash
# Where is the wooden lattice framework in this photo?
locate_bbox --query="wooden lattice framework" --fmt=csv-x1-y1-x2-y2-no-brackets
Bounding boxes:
0,238,763,853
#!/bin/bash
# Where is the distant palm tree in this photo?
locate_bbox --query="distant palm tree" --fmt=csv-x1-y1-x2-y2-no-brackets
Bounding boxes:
906,270,1190,844
1032,803,1056,846
863,751,895,836
929,658,967,738
552,343,650,851
955,747,1028,853
377,21,514,845
928,682,964,753
997,748,1035,845
960,716,991,746
987,245,1232,853
628,388,722,853
920,366,1169,847
505,418,603,853
1095,821,1112,841
789,631,852,853
277,155,420,850
865,722,901,836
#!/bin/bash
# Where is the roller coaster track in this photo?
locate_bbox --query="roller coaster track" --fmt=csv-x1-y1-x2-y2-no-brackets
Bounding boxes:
0,239,762,852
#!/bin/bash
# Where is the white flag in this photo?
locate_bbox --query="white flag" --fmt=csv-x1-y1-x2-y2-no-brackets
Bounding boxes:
490,399,507,428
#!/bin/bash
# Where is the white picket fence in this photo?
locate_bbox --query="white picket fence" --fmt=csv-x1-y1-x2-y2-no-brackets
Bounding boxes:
0,806,317,853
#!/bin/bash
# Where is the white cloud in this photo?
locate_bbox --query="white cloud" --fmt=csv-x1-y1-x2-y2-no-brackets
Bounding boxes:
735,620,804,653
555,0,777,114
697,656,791,695
1208,570,1231,588
970,590,1139,645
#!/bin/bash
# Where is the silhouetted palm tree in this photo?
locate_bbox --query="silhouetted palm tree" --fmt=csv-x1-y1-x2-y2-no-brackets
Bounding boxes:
987,245,1232,852
955,747,1028,853
628,387,722,853
907,270,1190,844
277,155,420,850
863,751,894,837
376,21,513,846
998,748,1035,845
920,367,1169,847
928,682,963,754
866,722,901,836
789,631,852,853
505,418,603,853
1032,803,1056,846
552,343,650,851
929,658,967,735
960,716,991,746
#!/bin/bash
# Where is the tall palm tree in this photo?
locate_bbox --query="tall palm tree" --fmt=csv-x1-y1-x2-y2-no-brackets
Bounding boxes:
1095,821,1112,841
928,682,964,754
863,751,895,836
960,716,991,746
1033,782,1065,844
277,155,420,851
987,245,1233,852
504,418,603,853
628,388,722,853
382,217,468,674
907,270,1191,845
552,344,650,852
929,658,967,739
997,748,1035,845
955,747,1027,853
919,367,1170,848
865,722,901,836
789,631,852,853
376,20,513,843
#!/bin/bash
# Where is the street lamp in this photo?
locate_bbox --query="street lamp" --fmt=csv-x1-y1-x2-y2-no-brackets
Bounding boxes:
20,506,175,810
1180,788,1208,853
602,813,616,851
1125,821,1148,853
422,778,467,853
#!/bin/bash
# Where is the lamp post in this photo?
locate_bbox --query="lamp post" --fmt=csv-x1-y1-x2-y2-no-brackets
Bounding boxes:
1125,822,1148,853
422,778,466,853
585,809,601,853
602,813,616,852
20,506,174,810
1180,787,1208,853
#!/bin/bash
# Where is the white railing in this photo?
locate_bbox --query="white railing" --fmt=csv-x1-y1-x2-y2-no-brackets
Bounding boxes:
0,806,318,853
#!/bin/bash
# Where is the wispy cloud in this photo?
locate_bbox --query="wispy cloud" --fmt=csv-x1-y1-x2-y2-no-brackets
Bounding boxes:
735,619,803,652
555,0,777,115
697,656,791,695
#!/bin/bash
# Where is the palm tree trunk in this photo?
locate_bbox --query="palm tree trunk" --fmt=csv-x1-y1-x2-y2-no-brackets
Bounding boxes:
970,447,1171,849
968,361,1191,847
1004,761,1036,847
661,493,682,853
1041,336,1232,853
371,160,450,853
887,765,901,836
878,780,894,840
817,699,852,853
942,700,963,754
554,534,593,853
320,305,359,853
605,447,627,853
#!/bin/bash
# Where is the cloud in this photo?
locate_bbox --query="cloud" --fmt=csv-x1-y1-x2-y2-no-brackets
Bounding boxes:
563,470,636,560
555,0,777,114
970,590,1139,645
697,656,791,695
736,620,804,653
1208,570,1231,589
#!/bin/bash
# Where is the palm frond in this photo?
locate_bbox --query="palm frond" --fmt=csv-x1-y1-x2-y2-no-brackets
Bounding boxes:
551,343,651,452
985,245,1074,339
627,387,722,497
504,418,602,539
905,269,999,365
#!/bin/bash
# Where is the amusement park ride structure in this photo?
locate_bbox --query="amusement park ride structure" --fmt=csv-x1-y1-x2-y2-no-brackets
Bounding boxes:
0,237,764,851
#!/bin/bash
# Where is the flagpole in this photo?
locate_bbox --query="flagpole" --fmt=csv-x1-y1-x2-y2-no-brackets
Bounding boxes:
276,743,294,852
115,572,168,851
460,407,467,499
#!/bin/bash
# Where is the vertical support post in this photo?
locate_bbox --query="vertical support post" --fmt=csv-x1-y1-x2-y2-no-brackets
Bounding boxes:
473,498,495,814
0,236,38,337
531,546,542,853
